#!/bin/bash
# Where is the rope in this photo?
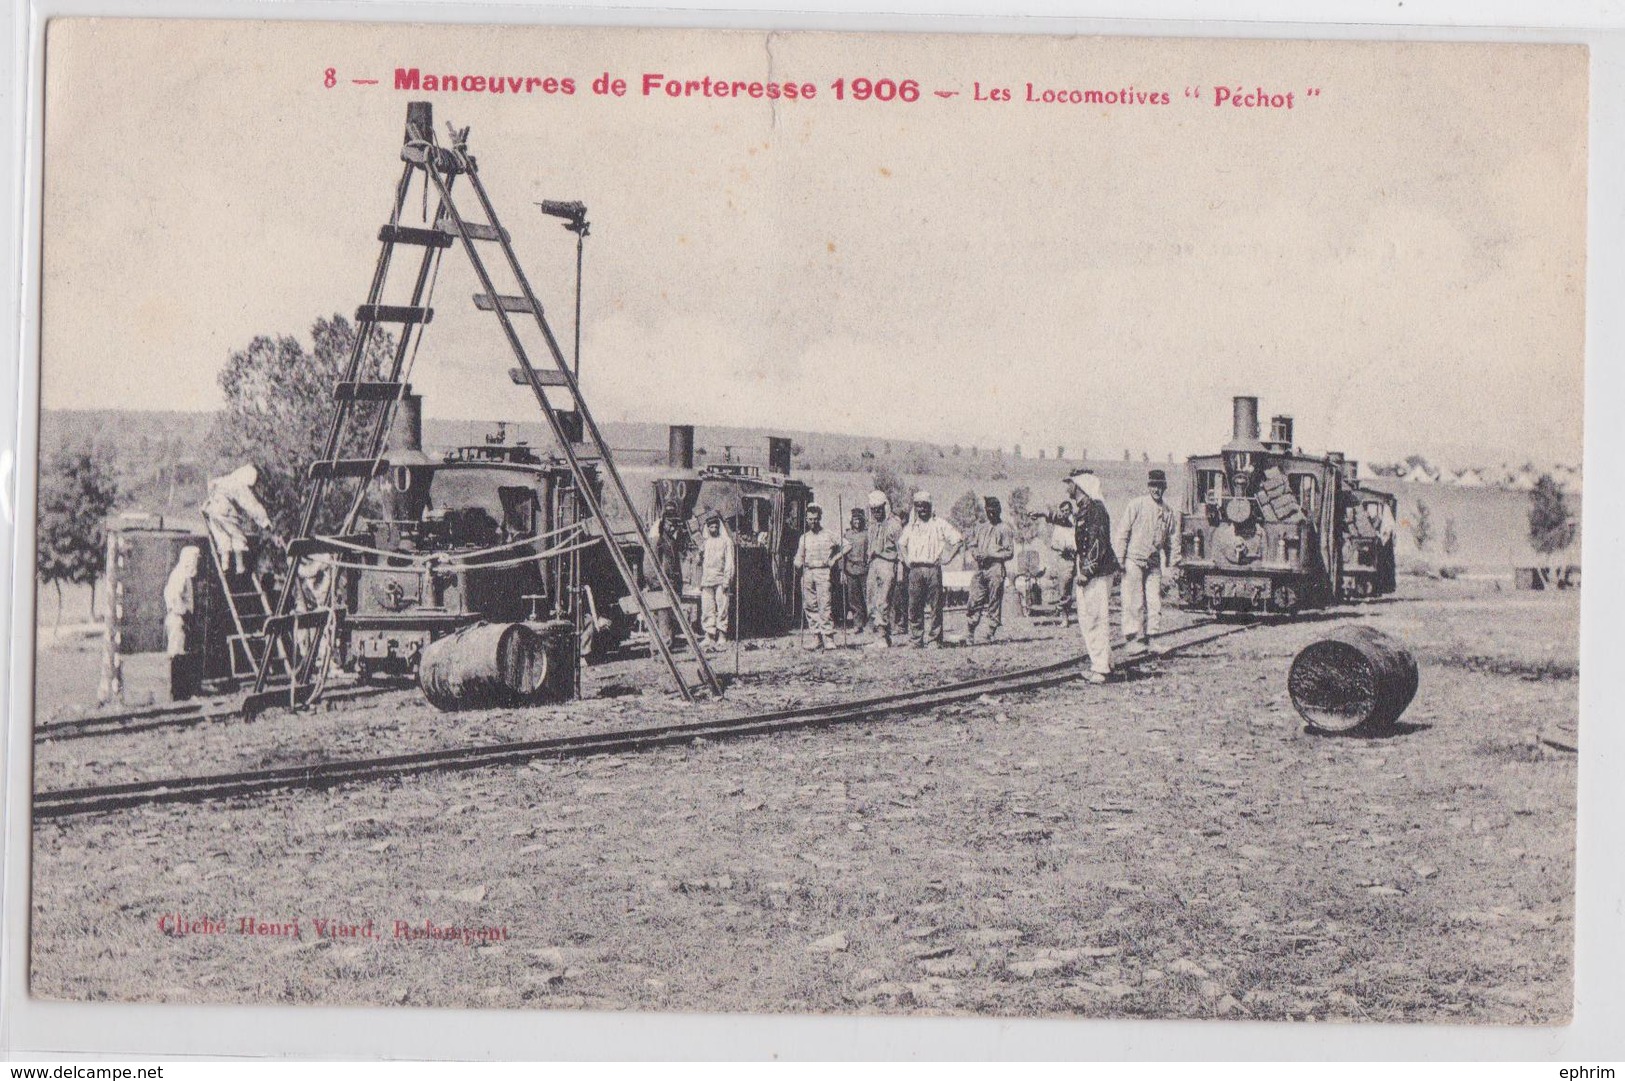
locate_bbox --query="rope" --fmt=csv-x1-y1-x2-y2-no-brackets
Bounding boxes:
310,520,588,563
318,534,603,576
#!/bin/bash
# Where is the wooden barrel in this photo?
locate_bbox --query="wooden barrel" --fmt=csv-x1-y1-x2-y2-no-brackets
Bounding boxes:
1287,625,1418,732
419,622,557,711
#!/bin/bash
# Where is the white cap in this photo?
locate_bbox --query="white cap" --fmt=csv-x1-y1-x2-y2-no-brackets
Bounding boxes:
912,490,932,504
867,490,888,508
1067,471,1103,501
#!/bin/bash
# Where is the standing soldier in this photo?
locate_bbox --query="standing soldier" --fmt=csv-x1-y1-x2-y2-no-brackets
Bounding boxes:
653,499,692,648
162,545,203,700
840,507,870,635
793,504,845,650
1028,498,1078,620
897,491,964,649
965,496,1015,644
1067,470,1120,682
201,464,272,575
697,511,735,652
890,498,913,632
864,491,903,648
1114,468,1179,656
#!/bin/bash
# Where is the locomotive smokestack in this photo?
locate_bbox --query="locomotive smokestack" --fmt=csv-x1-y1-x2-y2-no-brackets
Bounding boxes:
1232,396,1261,443
1266,415,1294,454
385,390,431,465
768,437,793,476
667,425,695,470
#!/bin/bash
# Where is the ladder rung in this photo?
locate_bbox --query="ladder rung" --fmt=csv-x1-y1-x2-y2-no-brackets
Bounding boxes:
242,683,322,715
356,304,434,325
442,221,509,243
618,591,679,615
508,367,573,388
401,144,467,174
263,609,338,636
473,294,535,314
309,459,388,481
335,381,407,402
378,224,455,249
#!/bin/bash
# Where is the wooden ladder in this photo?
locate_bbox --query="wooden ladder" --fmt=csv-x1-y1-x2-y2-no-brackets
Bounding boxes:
246,102,719,713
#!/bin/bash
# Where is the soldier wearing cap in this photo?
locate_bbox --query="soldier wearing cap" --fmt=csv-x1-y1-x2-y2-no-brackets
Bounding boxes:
840,507,871,634
965,496,1015,644
1066,470,1120,682
793,504,846,650
1114,468,1179,656
697,511,735,651
864,491,904,647
653,499,692,647
896,491,964,648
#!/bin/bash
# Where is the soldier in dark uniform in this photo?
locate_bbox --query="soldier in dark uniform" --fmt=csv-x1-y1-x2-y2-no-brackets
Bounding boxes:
653,499,691,647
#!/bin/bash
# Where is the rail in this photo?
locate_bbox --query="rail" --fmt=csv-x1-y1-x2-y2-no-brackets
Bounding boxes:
33,619,1254,820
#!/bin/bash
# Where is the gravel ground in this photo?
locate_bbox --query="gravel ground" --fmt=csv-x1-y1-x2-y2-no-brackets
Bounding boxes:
29,577,1578,1021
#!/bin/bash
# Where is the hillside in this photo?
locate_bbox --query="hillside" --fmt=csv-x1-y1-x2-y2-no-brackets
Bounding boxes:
34,408,1574,577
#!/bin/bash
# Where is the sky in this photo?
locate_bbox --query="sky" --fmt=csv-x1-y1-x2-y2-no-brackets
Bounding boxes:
39,21,1587,469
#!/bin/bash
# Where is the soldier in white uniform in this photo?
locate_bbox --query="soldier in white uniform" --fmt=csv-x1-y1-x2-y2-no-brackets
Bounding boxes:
202,464,272,575
896,491,964,649
1114,468,1179,655
793,505,845,650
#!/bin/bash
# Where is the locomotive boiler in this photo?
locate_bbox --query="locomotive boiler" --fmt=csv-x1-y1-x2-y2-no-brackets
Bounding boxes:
1176,396,1397,615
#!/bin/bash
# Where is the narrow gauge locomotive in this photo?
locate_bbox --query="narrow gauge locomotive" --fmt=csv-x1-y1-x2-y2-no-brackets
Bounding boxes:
330,391,642,681
649,425,813,637
1176,396,1397,615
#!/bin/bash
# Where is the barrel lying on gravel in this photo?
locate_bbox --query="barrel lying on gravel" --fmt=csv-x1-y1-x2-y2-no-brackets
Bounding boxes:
1287,625,1418,732
419,620,576,711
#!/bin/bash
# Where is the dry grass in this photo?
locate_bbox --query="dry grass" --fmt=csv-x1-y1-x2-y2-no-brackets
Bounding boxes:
30,577,1576,1022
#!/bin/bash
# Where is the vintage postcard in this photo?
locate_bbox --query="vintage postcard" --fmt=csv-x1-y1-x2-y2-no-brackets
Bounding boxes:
24,17,1584,1027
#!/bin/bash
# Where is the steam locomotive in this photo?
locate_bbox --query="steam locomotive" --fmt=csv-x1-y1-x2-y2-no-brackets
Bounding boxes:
649,425,814,637
328,393,643,682
103,408,818,704
1175,396,1397,615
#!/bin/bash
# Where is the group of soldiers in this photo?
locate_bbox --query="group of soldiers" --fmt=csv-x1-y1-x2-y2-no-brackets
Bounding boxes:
790,488,1001,652
776,467,1180,680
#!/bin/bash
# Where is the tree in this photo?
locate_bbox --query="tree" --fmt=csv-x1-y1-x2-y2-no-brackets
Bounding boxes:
37,445,120,625
949,489,982,533
1056,446,1065,461
212,315,398,540
1443,517,1459,556
1528,474,1577,556
1013,444,1023,458
870,464,911,516
1411,500,1434,551
1008,485,1040,544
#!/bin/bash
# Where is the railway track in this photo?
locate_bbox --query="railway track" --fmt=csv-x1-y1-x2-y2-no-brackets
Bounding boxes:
33,684,393,744
33,619,1255,820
